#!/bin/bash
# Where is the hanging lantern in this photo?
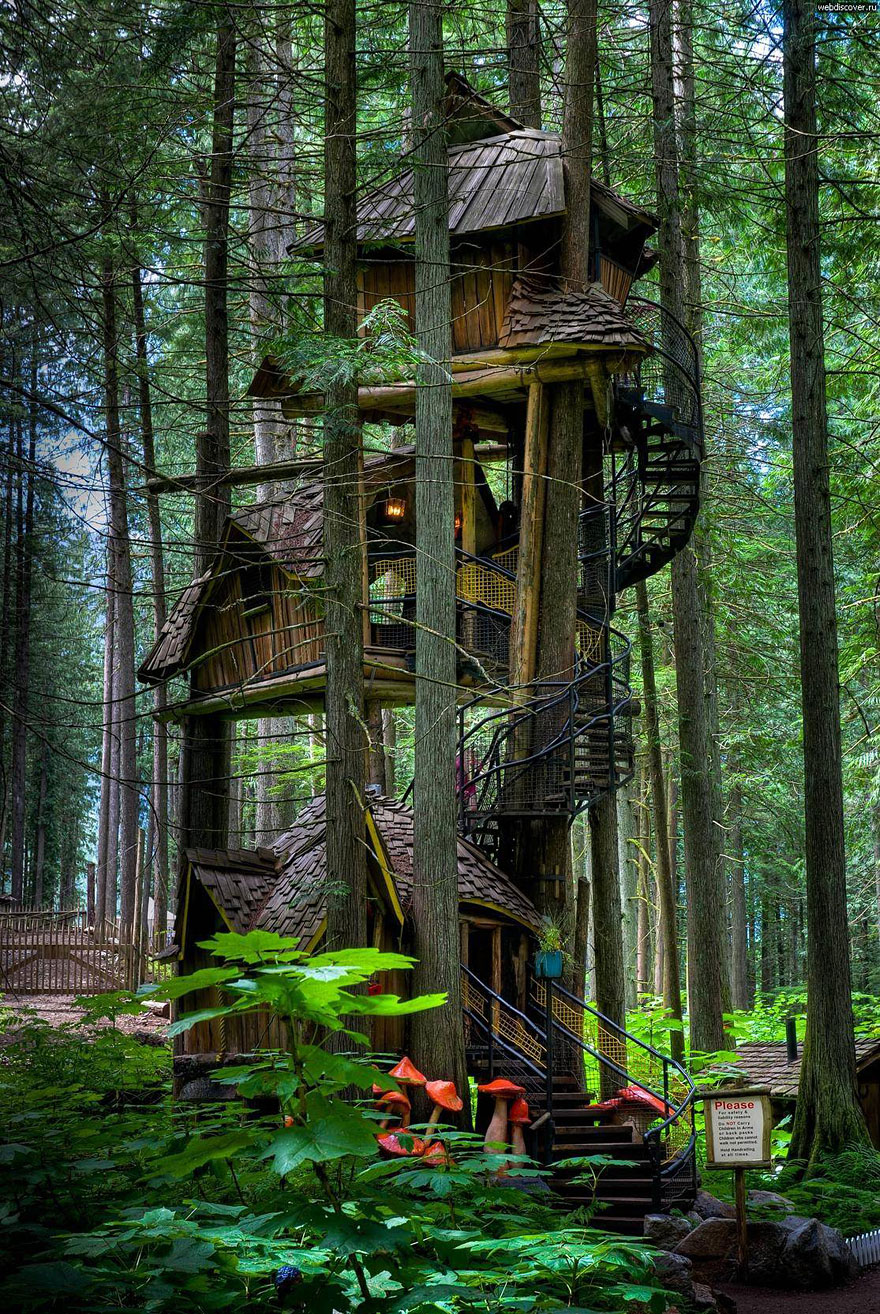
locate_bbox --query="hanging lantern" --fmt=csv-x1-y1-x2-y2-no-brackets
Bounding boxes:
383,496,406,522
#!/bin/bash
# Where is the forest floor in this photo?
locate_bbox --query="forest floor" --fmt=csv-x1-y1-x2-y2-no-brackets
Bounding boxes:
718,1266,880,1314
0,994,169,1043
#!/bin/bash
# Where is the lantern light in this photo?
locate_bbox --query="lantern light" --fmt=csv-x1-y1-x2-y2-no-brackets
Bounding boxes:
384,496,406,522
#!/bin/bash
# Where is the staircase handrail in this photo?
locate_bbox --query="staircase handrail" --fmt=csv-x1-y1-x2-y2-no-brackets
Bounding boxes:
545,981,695,1159
461,964,548,1082
623,295,704,452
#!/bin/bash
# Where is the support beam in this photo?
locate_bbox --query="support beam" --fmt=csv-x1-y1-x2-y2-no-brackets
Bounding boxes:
509,381,548,696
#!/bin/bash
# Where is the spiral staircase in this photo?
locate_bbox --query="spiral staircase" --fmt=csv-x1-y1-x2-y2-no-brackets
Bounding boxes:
453,297,704,857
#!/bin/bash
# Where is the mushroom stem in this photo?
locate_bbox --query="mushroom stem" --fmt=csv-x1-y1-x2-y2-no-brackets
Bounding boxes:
426,1104,444,1127
484,1096,509,1151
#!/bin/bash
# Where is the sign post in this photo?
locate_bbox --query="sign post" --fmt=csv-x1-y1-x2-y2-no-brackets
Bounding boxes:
699,1085,772,1277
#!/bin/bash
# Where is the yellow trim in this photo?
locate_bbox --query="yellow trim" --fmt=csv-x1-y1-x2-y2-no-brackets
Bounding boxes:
306,918,327,952
202,885,237,933
179,871,192,951
463,898,539,932
365,810,405,926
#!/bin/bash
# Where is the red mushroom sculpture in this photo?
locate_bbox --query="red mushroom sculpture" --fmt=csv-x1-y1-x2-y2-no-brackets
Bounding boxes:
373,1088,412,1131
507,1097,531,1160
477,1077,526,1152
424,1079,463,1127
388,1056,427,1089
377,1130,426,1157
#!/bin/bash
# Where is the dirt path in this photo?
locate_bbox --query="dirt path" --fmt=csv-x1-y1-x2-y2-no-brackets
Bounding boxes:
0,993,169,1042
719,1266,880,1314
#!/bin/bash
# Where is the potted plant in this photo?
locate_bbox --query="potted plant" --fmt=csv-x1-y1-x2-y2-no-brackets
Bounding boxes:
534,922,564,980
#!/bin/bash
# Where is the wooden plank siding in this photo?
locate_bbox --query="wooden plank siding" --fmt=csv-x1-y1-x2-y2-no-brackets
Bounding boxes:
192,566,323,694
359,242,516,353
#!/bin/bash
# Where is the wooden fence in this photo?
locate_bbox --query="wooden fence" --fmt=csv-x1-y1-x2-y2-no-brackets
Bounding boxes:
847,1228,880,1269
0,910,167,995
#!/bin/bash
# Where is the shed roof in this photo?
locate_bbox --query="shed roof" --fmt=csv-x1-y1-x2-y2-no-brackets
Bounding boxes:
182,795,540,954
720,1039,880,1099
299,130,656,250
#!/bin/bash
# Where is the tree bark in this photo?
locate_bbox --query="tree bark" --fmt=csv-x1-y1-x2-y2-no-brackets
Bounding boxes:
728,779,749,1009
649,0,725,1053
102,264,139,933
9,406,34,904
407,0,468,1106
590,791,626,1095
618,778,638,1008
636,580,685,1059
179,15,235,857
506,0,541,128
783,0,869,1165
32,742,47,907
96,583,116,922
131,255,170,933
322,0,368,957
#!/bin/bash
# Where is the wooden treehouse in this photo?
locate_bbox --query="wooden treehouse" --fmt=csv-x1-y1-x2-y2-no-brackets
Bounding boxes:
144,74,705,1230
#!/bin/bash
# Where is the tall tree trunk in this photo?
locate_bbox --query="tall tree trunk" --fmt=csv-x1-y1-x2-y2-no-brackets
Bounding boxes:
617,778,638,1007
783,0,868,1164
9,407,34,904
131,255,170,934
32,743,47,907
636,580,684,1059
728,778,749,1009
408,0,468,1105
0,401,15,866
96,584,116,921
102,264,139,933
649,0,725,1053
590,792,626,1095
322,0,368,957
180,15,236,856
506,0,541,127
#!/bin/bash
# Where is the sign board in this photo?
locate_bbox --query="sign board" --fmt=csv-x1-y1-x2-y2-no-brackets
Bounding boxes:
702,1087,772,1170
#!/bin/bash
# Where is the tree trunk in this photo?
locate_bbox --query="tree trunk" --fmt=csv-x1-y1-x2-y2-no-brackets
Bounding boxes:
131,255,170,934
728,779,749,1009
102,264,139,933
636,580,684,1059
618,778,638,1008
180,15,235,857
590,792,626,1096
33,742,47,907
783,0,869,1165
506,0,541,127
9,407,34,904
96,583,116,922
649,0,726,1056
322,0,368,957
408,0,468,1106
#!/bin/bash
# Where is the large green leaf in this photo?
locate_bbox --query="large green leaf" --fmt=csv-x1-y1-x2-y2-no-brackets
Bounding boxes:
260,1094,377,1173
142,966,239,1001
159,1131,256,1177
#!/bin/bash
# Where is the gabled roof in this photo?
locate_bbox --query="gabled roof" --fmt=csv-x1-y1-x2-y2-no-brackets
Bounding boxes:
499,276,650,351
138,448,419,685
180,795,540,955
299,130,656,251
720,1039,880,1099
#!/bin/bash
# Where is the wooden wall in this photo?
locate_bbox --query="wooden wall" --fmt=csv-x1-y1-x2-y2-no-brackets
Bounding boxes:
358,241,517,354
192,564,323,694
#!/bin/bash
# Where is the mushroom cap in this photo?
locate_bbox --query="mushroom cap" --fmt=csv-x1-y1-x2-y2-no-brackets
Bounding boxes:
477,1078,526,1099
377,1131,426,1157
508,1097,531,1125
421,1140,450,1164
388,1055,428,1086
373,1088,411,1110
425,1079,463,1112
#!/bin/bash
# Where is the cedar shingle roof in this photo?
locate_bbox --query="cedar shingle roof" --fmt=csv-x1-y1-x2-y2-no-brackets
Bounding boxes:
138,449,418,685
300,130,656,249
499,276,650,352
187,847,277,934
183,795,540,953
719,1039,880,1099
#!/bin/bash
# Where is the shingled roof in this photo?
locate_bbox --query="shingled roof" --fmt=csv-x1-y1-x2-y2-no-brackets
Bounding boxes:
299,129,656,250
499,276,651,352
182,795,540,953
719,1039,880,1099
138,448,419,685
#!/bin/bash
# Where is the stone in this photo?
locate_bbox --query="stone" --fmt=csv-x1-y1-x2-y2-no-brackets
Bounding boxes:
644,1213,693,1249
692,1281,719,1311
691,1190,737,1221
652,1249,695,1303
676,1218,737,1260
746,1189,795,1212
781,1217,858,1291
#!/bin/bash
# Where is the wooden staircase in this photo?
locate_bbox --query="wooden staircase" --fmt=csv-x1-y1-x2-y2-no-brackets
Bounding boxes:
463,969,697,1234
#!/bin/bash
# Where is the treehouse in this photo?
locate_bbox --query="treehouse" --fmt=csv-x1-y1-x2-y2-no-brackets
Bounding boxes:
167,794,540,1071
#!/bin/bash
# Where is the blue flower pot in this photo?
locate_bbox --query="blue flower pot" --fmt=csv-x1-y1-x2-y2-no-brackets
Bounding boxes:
535,949,563,980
